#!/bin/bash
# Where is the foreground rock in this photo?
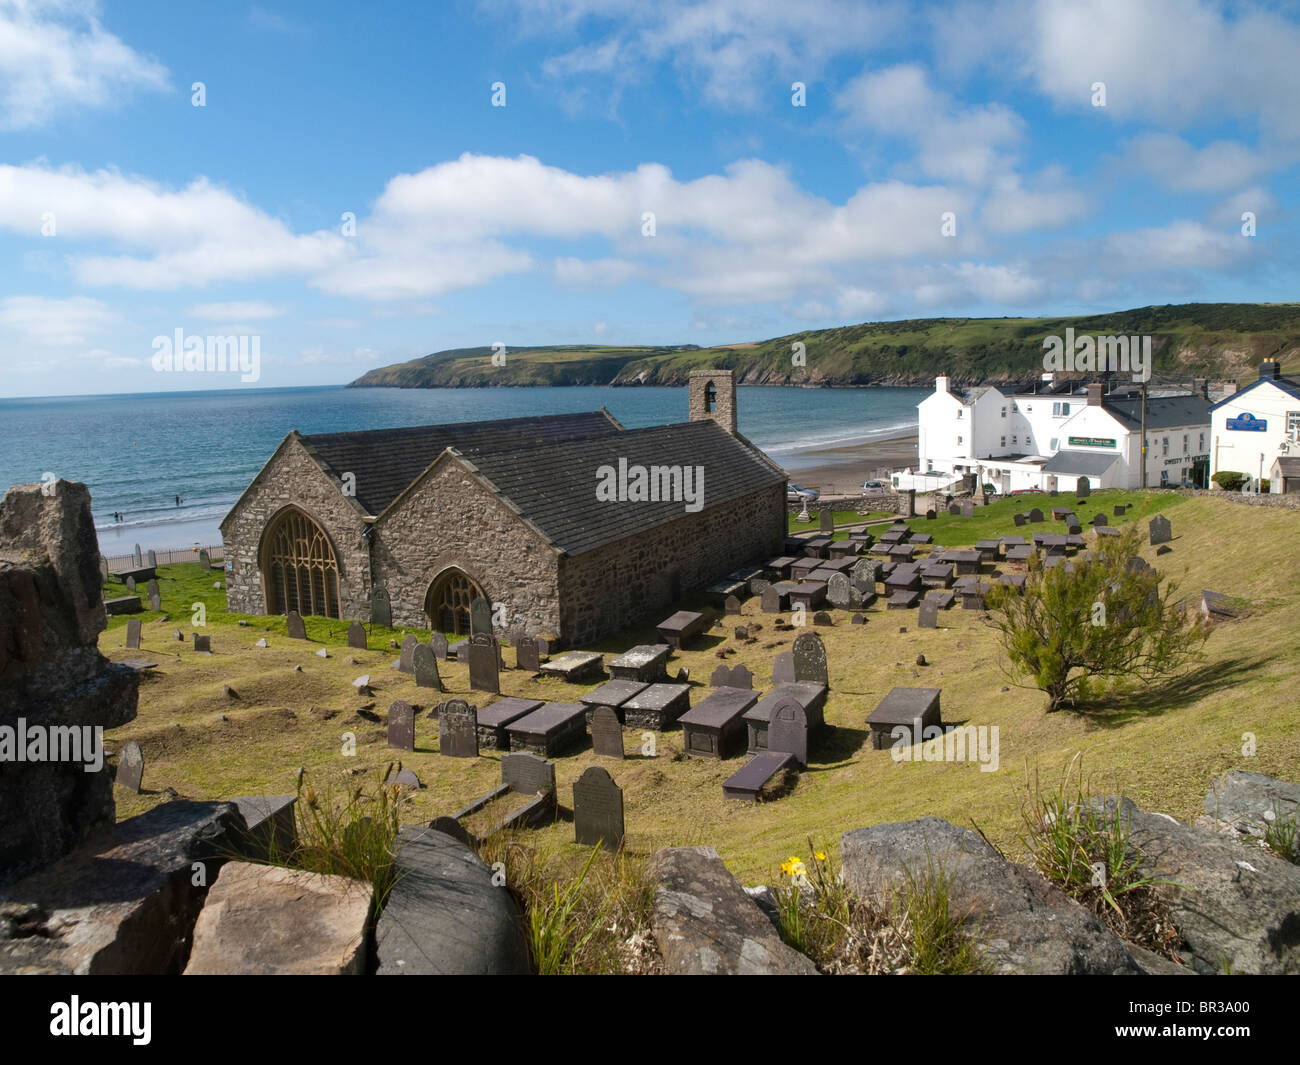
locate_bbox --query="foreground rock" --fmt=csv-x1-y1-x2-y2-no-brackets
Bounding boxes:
184,861,372,975
841,817,1141,975
375,825,530,974
1199,770,1300,846
1093,796,1300,975
650,846,818,975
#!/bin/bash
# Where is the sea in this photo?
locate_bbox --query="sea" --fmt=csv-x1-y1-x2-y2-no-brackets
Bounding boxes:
0,385,925,553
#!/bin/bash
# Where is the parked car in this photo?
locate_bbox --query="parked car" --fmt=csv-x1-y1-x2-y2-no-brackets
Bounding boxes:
787,483,820,503
862,479,886,494
1010,487,1045,495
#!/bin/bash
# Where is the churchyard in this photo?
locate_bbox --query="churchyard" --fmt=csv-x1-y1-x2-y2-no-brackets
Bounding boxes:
96,487,1300,891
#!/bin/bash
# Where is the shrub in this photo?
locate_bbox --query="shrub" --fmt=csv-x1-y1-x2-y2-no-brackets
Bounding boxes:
1211,470,1247,491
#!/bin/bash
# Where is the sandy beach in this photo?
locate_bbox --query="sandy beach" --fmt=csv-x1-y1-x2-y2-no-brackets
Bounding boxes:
780,432,919,496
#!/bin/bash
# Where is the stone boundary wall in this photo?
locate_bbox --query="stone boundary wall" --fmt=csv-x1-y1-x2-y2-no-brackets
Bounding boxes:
1179,488,1300,510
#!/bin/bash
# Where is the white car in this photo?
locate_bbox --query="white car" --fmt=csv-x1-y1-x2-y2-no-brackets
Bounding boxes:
862,480,886,494
787,483,820,503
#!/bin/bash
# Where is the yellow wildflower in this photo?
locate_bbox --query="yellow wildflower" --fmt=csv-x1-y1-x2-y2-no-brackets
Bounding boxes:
815,851,827,862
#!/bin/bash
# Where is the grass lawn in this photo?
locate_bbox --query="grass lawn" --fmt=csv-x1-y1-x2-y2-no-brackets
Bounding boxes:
103,489,1300,887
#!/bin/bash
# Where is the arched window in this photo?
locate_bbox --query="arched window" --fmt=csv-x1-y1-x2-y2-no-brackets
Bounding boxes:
262,508,340,618
704,381,717,412
425,568,485,636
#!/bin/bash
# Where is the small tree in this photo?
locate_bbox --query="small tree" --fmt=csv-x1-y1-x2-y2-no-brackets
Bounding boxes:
983,526,1209,711
1211,470,1247,492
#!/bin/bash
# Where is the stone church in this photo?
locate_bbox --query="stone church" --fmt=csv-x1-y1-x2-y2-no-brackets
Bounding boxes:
220,370,787,646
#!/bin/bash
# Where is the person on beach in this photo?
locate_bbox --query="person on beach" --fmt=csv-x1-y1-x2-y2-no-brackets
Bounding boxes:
175,495,181,506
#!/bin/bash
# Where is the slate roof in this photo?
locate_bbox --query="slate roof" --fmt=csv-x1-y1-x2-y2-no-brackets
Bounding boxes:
1208,375,1300,412
297,411,623,515
1041,450,1121,476
1273,456,1300,476
1103,394,1212,431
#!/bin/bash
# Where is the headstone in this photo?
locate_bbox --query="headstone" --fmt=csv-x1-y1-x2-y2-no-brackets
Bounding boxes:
729,664,753,690
134,543,144,566
116,740,144,792
125,576,136,592
724,595,742,615
925,509,936,520
1012,512,1026,527
398,635,418,673
792,631,828,686
818,509,834,534
413,644,442,691
429,815,474,846
1149,515,1172,546
851,613,865,625
573,766,624,851
387,700,416,751
439,699,479,758
826,572,852,609
960,501,974,518
147,549,157,567
470,597,493,636
286,610,307,640
812,611,833,626
467,632,501,694
148,591,161,612
734,625,749,640
430,632,448,660
761,586,782,613
709,664,731,687
193,633,210,653
767,697,809,768
1113,504,1127,517
99,556,109,584
918,599,939,629
947,503,960,515
1067,523,1082,536
1076,477,1091,498
198,548,209,570
1091,513,1108,527
125,618,142,649
370,586,392,628
515,635,540,672
1028,508,1044,523
772,651,795,685
145,577,159,600
590,706,625,759
347,621,366,649
386,768,423,789
851,558,878,593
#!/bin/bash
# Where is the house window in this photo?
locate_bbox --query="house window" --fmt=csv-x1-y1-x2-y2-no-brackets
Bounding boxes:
1198,432,1205,451
1049,438,1058,451
1000,436,1006,447
1012,435,1018,445
957,435,963,445
1001,407,1007,418
957,408,963,418
1162,437,1169,457
1288,411,1300,436
1183,434,1188,454
1160,469,1169,485
1052,401,1070,416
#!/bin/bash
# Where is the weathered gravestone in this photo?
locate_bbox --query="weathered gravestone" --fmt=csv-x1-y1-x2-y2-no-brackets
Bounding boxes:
413,644,442,691
387,700,416,751
147,549,157,567
347,621,367,649
812,611,833,627
1113,504,1127,517
1149,515,1172,546
99,556,109,584
133,543,143,566
767,697,809,768
792,631,828,686
387,768,423,789
124,576,136,593
116,740,144,793
851,557,879,592
1091,513,1108,527
430,632,448,660
960,501,974,518
515,635,540,672
467,632,500,694
1028,508,1044,523
470,597,493,636
573,766,624,851
590,706,625,759
198,548,209,570
439,699,478,758
286,610,307,640
819,509,835,534
145,577,159,600
1067,523,1082,536
761,586,782,613
398,635,418,673
1012,512,1027,527
925,509,937,520
826,572,852,609
502,751,556,796
193,633,211,653
148,591,161,612
724,595,742,615
772,651,795,685
371,586,392,628
947,502,960,515
125,618,141,649
851,613,865,625
1076,477,1091,498
918,599,939,629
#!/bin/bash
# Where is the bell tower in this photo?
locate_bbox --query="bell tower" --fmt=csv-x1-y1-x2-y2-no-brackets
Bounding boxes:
688,369,737,434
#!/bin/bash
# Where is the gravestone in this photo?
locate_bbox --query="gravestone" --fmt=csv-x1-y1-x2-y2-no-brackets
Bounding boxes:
502,752,556,796
1149,515,1172,546
193,634,210,653
470,597,493,636
430,632,448,660
819,509,834,534
116,740,144,793
925,509,936,520
772,651,795,685
398,635,418,673
1012,512,1026,527
1113,504,1127,517
573,766,624,851
709,663,731,687
347,621,367,649
386,768,422,789
1091,513,1108,527
851,558,879,592
125,576,136,593
812,610,833,626
286,610,307,640
761,586,782,613
724,595,742,615
728,664,753,690
947,503,960,515
960,501,974,518
792,631,828,686
387,700,416,751
826,572,852,609
1028,508,1044,523
851,613,865,625
516,635,540,672
198,548,209,570
1076,477,1091,498
147,549,157,567
148,590,161,612
767,697,809,769
144,577,159,602
590,706,625,759
125,618,142,649
467,632,501,694
413,644,442,691
918,599,939,629
99,556,109,584
370,586,392,628
439,699,478,758
134,543,144,566
1067,523,1082,536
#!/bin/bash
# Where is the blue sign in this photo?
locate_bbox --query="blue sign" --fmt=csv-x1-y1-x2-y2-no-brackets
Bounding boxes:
1226,412,1267,432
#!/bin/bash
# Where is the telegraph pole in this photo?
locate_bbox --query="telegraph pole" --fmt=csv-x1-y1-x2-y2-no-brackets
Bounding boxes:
1140,375,1148,490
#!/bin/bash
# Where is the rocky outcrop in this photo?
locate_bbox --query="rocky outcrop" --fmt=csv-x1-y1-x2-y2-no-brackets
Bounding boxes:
0,482,139,886
649,846,818,975
1199,770,1300,846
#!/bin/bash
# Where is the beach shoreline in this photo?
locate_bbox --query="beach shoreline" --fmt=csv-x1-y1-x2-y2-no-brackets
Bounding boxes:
779,432,918,496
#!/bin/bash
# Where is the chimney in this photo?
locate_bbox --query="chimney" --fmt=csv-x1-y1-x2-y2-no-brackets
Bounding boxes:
1260,358,1281,381
1086,382,1104,406
936,374,949,394
1194,377,1208,399
688,369,737,434
1221,381,1238,398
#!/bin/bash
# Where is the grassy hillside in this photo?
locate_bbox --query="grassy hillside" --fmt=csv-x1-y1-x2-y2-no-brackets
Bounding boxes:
348,303,1300,390
103,489,1300,886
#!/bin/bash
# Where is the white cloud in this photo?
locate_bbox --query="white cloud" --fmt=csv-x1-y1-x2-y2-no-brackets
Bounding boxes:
593,320,609,336
1101,220,1250,273
981,173,1090,234
0,0,169,129
0,294,116,346
1116,133,1276,194
188,300,285,320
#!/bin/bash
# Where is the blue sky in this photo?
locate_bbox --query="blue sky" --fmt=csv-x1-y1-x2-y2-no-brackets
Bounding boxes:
1,0,1297,396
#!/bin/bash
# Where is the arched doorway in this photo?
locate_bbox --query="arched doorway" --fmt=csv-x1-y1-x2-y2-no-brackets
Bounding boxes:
261,507,340,618
425,568,485,635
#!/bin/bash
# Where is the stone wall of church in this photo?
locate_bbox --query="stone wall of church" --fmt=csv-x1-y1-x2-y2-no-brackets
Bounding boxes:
557,481,787,646
220,437,371,619
372,456,563,634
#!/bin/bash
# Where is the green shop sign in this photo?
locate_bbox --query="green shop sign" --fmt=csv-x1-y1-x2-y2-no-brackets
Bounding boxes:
1068,436,1116,448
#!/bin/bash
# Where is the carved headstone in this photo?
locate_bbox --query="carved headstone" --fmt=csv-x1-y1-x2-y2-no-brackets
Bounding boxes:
1028,508,1044,523
193,633,211,653
960,501,974,518
413,644,442,690
430,632,448,660
286,610,307,640
709,664,732,687
925,509,936,520
387,700,416,751
133,543,143,566
148,590,161,612
947,502,960,515
370,586,392,628
918,599,939,629
198,548,210,570
573,766,624,851
792,631,828,686
850,612,865,625
146,578,159,601
1149,515,1172,546
1012,512,1026,527
767,697,809,768
502,752,555,795
819,509,835,534
590,706,625,759
387,768,423,789
347,621,367,649
761,586,781,613
467,632,500,694
812,611,833,626
147,549,157,567
116,740,144,793
398,635,418,673
826,572,852,609
851,558,879,593
124,576,136,593
729,663,753,690
515,635,540,672
1091,513,1108,527
1113,504,1127,517
772,651,795,685
724,595,742,615
439,698,478,758
1076,477,1091,498
470,597,493,636
125,618,141,649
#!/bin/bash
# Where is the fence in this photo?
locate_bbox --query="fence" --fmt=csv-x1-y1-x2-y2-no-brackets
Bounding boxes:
103,544,225,569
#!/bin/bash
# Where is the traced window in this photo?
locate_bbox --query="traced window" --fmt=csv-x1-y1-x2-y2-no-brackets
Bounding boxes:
263,508,340,619
425,568,486,636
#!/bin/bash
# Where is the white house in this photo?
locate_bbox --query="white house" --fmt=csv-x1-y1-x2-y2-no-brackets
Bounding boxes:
911,374,1211,493
1208,358,1300,492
